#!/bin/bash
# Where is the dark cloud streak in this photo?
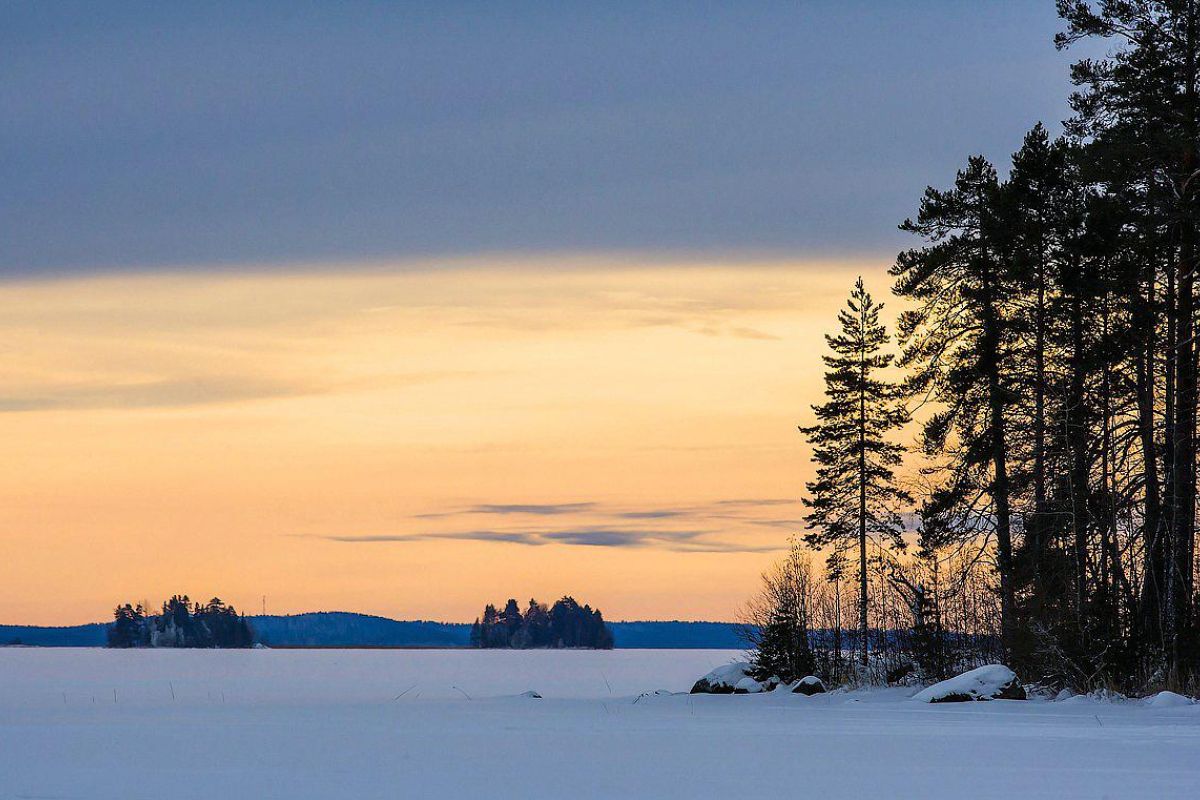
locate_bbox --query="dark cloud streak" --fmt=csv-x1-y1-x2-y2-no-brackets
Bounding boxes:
468,503,596,516
312,526,779,553
312,496,805,553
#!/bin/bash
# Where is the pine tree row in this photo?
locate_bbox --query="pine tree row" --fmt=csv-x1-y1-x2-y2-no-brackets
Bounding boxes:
781,2,1200,693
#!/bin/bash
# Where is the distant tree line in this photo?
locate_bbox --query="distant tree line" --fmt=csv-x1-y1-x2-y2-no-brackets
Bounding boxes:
470,597,613,649
107,595,254,648
750,2,1200,695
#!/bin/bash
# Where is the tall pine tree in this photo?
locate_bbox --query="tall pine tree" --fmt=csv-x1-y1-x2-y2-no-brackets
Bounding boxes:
891,155,1024,661
802,277,910,667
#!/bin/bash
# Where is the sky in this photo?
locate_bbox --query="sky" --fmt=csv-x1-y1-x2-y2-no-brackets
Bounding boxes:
0,1,1088,625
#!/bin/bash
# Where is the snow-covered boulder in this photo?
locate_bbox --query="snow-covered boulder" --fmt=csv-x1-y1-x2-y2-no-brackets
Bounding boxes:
792,675,827,696
734,676,766,694
690,662,755,694
912,665,1026,703
1145,691,1195,708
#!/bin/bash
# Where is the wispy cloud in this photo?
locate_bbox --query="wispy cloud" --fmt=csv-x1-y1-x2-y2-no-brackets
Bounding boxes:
320,534,428,543
694,324,782,341
468,503,597,516
354,496,802,553
0,369,480,414
540,528,708,548
417,498,794,521
614,509,688,519
711,498,795,508
745,518,804,530
413,502,597,520
309,525,780,554
728,326,782,341
432,530,544,544
311,530,541,545
0,376,319,413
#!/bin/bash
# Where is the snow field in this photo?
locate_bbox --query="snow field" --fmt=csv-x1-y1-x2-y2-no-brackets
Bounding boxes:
1,648,1198,799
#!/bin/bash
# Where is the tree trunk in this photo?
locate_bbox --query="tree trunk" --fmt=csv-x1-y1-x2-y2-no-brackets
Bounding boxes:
1168,6,1199,669
1138,231,1165,649
980,244,1016,660
1032,215,1049,583
858,328,869,668
1067,287,1090,636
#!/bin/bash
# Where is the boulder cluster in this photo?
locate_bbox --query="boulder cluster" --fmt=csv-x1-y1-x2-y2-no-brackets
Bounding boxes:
688,662,1033,703
689,663,827,695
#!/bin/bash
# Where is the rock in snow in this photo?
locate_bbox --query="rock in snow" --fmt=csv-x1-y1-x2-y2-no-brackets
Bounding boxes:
792,675,827,696
690,662,755,694
734,676,766,693
1146,691,1195,708
911,665,1026,703
517,690,542,699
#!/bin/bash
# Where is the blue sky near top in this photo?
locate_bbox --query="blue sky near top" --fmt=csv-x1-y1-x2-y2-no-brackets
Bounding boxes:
2,0,1084,276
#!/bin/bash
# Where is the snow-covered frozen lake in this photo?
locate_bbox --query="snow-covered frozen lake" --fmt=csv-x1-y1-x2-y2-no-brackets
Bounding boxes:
1,648,1198,799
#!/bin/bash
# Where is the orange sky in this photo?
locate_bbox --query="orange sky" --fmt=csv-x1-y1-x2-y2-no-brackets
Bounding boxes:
0,255,898,625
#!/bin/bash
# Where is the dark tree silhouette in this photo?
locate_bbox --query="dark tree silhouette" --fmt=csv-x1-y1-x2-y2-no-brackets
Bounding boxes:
801,277,910,666
472,596,613,649
106,594,253,648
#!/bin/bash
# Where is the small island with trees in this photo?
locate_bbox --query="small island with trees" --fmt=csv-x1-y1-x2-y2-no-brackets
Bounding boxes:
107,595,254,648
470,597,614,649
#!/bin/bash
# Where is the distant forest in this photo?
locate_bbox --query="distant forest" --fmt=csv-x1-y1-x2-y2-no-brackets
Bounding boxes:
107,596,254,648
471,597,613,649
4,613,739,649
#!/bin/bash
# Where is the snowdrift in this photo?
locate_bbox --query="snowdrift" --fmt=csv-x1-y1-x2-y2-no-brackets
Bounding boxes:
911,665,1026,703
793,675,827,695
690,662,778,693
690,662,753,694
1146,691,1196,708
